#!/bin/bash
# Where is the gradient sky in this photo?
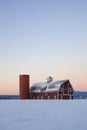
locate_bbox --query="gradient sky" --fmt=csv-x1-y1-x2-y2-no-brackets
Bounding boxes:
0,0,87,94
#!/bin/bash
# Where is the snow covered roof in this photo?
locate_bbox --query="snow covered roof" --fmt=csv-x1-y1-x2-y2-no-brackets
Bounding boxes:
30,79,69,93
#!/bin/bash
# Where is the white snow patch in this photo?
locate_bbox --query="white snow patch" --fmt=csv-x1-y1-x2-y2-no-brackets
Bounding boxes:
0,100,87,130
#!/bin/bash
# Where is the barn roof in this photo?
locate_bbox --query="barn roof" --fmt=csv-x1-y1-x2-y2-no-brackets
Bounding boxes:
30,79,69,93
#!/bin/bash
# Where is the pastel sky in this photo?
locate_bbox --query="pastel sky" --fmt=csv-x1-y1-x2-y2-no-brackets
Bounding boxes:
0,0,87,94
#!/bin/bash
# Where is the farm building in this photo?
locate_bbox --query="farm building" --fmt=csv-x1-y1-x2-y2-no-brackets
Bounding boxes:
19,75,74,100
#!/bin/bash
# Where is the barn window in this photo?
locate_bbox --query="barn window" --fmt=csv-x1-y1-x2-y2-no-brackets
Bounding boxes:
64,90,68,94
69,88,72,92
45,93,48,96
59,95,63,99
70,95,73,99
37,96,39,99
48,96,50,99
60,88,63,92
60,95,63,99
63,95,69,99
41,96,43,99
54,95,56,99
64,86,68,89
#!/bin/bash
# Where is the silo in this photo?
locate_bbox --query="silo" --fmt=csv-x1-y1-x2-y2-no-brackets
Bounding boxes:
19,75,30,99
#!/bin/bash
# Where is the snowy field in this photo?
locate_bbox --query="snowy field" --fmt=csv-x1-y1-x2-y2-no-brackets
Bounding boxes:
0,100,87,130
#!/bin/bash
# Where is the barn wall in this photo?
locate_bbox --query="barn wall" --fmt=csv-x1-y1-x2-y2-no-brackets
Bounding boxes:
59,81,73,99
30,91,59,99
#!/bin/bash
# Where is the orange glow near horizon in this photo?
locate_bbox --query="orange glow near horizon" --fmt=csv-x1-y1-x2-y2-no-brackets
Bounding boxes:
0,75,87,95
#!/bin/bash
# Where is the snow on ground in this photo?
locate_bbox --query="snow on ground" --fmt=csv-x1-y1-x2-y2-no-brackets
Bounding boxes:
0,100,87,130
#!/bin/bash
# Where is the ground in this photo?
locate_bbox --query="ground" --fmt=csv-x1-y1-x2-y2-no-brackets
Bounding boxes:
0,100,87,130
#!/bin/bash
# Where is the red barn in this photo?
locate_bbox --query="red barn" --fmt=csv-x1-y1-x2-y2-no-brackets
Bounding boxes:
19,75,74,100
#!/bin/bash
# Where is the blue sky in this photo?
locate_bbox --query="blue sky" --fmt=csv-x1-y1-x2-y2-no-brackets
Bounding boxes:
0,0,87,94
